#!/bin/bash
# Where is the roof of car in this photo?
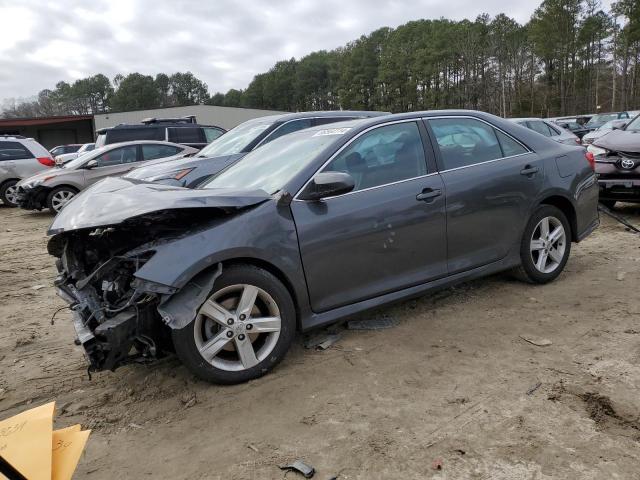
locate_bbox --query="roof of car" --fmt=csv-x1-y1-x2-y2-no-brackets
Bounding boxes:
97,122,224,133
508,117,547,122
242,110,390,124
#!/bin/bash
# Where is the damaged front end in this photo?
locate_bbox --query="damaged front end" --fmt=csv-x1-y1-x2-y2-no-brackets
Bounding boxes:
49,211,221,373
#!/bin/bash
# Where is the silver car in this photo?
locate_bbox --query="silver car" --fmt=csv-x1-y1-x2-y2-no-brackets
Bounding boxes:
17,140,197,213
1,135,54,207
581,119,629,145
54,142,96,166
510,118,581,146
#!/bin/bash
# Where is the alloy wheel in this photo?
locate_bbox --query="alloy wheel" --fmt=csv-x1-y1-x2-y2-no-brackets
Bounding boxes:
194,284,281,372
530,216,566,274
4,185,19,205
51,190,75,212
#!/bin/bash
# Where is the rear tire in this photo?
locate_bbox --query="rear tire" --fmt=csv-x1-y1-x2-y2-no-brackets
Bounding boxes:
46,186,77,213
0,180,19,207
172,265,296,384
514,205,571,284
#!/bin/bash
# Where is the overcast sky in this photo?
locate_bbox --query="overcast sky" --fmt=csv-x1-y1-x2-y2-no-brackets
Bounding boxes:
0,0,614,102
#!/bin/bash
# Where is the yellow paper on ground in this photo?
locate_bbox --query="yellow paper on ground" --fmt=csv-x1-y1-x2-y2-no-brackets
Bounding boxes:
0,402,55,480
52,427,90,480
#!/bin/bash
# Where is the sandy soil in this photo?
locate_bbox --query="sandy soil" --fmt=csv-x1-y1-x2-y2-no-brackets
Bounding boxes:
0,204,639,479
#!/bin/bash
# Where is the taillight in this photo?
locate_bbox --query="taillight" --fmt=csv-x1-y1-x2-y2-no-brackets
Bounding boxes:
585,152,595,170
37,157,55,167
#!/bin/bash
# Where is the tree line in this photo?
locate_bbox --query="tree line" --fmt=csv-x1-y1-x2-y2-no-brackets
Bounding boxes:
2,0,639,119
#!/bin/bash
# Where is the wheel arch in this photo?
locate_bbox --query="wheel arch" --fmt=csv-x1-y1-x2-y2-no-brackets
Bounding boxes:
0,178,19,189
538,195,577,242
219,257,302,330
49,184,80,193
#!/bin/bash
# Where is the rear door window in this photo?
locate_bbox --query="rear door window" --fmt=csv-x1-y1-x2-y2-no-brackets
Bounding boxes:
167,127,205,144
95,145,138,167
203,127,225,143
142,144,182,160
528,121,553,137
428,118,503,169
107,127,164,143
0,141,33,161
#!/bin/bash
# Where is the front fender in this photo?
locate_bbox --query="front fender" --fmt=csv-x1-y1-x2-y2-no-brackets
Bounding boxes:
133,201,309,312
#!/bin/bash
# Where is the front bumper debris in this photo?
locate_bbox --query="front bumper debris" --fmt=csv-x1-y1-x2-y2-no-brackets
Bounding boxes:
16,185,49,210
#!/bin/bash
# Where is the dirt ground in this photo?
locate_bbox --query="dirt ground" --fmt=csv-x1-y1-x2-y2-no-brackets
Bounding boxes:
0,204,639,479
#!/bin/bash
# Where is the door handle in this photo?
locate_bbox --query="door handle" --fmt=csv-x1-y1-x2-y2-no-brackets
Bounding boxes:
416,188,442,202
520,165,539,176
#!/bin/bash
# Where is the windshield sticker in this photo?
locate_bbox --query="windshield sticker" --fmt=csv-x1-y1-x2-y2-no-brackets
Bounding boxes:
313,127,351,136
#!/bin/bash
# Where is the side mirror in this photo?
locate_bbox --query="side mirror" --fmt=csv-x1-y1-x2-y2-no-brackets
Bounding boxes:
84,159,98,169
301,171,355,201
611,120,627,130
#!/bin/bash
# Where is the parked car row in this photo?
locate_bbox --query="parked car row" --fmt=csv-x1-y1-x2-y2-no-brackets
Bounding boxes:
38,109,600,385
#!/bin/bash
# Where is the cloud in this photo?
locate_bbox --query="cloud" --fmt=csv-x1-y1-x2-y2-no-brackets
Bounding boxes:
0,0,613,102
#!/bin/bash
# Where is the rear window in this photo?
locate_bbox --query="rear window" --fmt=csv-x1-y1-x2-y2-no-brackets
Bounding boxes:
142,144,182,160
106,127,164,144
168,127,205,144
0,141,33,161
203,127,224,143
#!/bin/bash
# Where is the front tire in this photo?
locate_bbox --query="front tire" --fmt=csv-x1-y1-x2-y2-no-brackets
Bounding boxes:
0,180,19,207
172,265,296,384
515,205,571,284
47,186,77,213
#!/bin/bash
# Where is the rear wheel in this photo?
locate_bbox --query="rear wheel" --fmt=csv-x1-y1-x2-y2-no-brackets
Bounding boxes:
0,180,19,207
515,205,571,284
172,265,296,384
46,186,77,213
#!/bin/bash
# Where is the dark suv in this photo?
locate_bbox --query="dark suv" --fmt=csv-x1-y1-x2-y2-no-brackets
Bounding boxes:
95,116,225,150
591,113,640,208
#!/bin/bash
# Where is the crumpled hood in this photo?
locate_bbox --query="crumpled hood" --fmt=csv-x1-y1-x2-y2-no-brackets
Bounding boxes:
48,176,270,234
17,166,66,186
593,129,640,152
126,153,244,180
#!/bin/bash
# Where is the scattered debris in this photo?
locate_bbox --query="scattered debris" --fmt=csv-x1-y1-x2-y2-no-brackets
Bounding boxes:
128,423,143,429
431,458,443,470
279,459,315,478
598,203,640,233
0,388,5,400
304,332,341,350
617,271,627,281
446,397,469,405
30,284,45,290
246,443,259,453
180,391,197,409
347,316,399,330
624,329,639,335
527,382,542,396
519,335,552,347
453,449,466,456
14,334,35,348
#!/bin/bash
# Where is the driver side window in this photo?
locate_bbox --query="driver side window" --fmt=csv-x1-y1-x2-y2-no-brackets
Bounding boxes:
95,146,138,167
322,122,427,192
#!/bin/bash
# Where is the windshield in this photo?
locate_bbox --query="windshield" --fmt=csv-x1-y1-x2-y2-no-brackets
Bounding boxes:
587,113,619,126
196,118,274,158
201,128,349,194
626,115,640,132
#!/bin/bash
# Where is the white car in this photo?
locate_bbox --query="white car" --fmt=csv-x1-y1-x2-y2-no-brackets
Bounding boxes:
581,119,629,145
54,143,95,166
0,135,54,206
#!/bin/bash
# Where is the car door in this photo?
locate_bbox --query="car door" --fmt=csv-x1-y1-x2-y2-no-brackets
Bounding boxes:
425,116,544,274
291,120,447,313
83,145,140,186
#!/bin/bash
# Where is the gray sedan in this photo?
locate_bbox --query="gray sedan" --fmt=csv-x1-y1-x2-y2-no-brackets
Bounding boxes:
510,118,581,146
48,110,599,384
